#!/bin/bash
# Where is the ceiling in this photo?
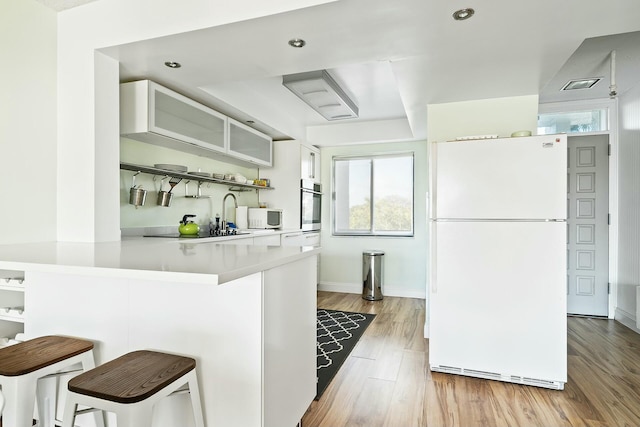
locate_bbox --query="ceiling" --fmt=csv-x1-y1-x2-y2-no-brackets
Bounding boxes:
35,0,96,12
47,0,640,144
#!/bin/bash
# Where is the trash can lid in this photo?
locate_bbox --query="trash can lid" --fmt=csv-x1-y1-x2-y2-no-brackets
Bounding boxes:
363,250,385,256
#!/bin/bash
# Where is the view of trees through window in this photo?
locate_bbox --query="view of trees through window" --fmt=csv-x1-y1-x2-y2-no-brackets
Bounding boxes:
334,154,413,236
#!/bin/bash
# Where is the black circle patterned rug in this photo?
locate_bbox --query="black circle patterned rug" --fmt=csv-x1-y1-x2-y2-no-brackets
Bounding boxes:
316,309,376,400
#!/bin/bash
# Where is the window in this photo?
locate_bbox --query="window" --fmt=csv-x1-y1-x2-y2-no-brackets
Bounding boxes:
333,153,414,236
537,108,608,135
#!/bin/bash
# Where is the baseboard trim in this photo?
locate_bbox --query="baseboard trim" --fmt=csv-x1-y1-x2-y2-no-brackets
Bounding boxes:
318,281,426,299
615,307,640,334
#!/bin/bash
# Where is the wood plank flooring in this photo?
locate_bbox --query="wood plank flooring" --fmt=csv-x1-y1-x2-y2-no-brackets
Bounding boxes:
302,291,640,427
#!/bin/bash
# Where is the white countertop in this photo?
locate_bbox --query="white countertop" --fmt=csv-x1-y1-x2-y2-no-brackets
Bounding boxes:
120,227,305,240
0,237,319,285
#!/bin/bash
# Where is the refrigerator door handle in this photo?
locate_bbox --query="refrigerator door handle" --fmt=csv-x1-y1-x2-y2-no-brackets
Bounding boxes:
429,220,437,293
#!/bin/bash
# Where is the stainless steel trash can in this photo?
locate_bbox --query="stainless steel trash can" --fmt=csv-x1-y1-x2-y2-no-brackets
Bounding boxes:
362,250,384,301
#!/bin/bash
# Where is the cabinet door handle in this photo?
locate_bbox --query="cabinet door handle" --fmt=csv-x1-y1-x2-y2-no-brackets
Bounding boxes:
310,152,315,179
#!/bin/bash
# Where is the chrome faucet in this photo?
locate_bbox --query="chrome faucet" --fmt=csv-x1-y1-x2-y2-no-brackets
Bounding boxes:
221,193,238,231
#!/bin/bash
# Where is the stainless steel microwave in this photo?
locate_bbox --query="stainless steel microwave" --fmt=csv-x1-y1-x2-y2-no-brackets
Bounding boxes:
301,179,322,232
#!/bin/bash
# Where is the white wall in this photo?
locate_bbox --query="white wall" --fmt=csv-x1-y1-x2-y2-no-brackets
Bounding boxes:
426,95,539,142
0,2,57,244
120,139,260,230
319,141,429,299
615,84,640,330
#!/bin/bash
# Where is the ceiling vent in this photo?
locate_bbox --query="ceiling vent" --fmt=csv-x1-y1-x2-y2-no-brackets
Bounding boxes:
282,70,359,121
561,78,601,91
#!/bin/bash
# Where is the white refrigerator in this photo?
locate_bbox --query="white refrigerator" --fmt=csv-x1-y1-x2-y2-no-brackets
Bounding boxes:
428,134,567,390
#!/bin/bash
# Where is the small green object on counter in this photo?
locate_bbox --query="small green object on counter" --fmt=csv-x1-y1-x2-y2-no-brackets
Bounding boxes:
179,214,200,235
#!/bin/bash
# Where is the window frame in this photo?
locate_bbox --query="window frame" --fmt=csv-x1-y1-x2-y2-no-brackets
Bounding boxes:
538,99,614,135
332,152,415,237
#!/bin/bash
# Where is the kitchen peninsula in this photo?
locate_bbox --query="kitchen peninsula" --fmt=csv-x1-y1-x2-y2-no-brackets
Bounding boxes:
0,238,319,427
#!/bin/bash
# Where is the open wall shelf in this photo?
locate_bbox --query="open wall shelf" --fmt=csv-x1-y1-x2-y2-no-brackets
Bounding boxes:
120,162,274,192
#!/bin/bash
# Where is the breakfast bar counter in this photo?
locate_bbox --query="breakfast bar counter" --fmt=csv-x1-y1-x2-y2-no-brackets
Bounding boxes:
0,238,319,427
0,236,316,285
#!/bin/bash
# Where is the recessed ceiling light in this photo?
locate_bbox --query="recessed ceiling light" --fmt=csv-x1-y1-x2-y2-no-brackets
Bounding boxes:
561,78,601,91
164,61,181,69
453,8,475,21
288,38,306,48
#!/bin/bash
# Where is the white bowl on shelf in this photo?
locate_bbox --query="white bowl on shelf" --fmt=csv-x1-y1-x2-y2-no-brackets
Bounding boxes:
510,130,532,137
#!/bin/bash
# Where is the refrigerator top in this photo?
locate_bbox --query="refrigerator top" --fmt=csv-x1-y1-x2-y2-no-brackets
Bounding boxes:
431,134,567,220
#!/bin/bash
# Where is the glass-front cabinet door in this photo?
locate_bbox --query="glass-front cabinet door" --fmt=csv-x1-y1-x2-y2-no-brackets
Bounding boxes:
149,82,227,153
227,118,272,167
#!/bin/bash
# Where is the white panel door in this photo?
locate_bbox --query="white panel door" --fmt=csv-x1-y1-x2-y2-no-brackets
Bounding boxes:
566,135,609,316
434,135,567,219
429,221,567,382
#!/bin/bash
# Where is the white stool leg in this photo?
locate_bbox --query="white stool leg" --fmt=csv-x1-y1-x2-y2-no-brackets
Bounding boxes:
2,376,38,427
186,370,205,427
37,376,57,427
61,391,79,427
78,351,106,427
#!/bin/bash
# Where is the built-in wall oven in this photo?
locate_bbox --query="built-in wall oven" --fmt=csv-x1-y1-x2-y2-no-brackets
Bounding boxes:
301,179,322,232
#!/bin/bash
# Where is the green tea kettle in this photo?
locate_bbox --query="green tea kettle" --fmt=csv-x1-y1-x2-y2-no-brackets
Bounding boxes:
179,214,200,235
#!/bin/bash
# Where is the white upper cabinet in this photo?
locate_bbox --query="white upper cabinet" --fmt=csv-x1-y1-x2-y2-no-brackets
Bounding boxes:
259,141,321,230
121,80,227,156
120,80,272,168
300,144,320,183
228,118,273,167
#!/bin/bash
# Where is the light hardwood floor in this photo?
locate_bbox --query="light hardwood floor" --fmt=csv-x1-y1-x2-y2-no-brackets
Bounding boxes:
302,291,640,427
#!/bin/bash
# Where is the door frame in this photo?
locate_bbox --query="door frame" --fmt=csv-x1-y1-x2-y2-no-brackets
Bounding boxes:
539,98,618,319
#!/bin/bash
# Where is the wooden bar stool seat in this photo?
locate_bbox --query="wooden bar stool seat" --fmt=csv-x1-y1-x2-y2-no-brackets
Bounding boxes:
0,335,101,427
62,350,205,427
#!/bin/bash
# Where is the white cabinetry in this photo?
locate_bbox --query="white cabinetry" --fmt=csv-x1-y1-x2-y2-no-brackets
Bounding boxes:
228,118,273,167
281,231,320,247
300,144,320,184
260,141,321,230
26,255,318,427
120,80,272,168
121,80,227,155
263,256,317,427
0,270,25,344
281,232,320,285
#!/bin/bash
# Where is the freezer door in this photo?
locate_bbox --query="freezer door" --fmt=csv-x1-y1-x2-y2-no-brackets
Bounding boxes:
433,135,567,219
429,221,567,384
